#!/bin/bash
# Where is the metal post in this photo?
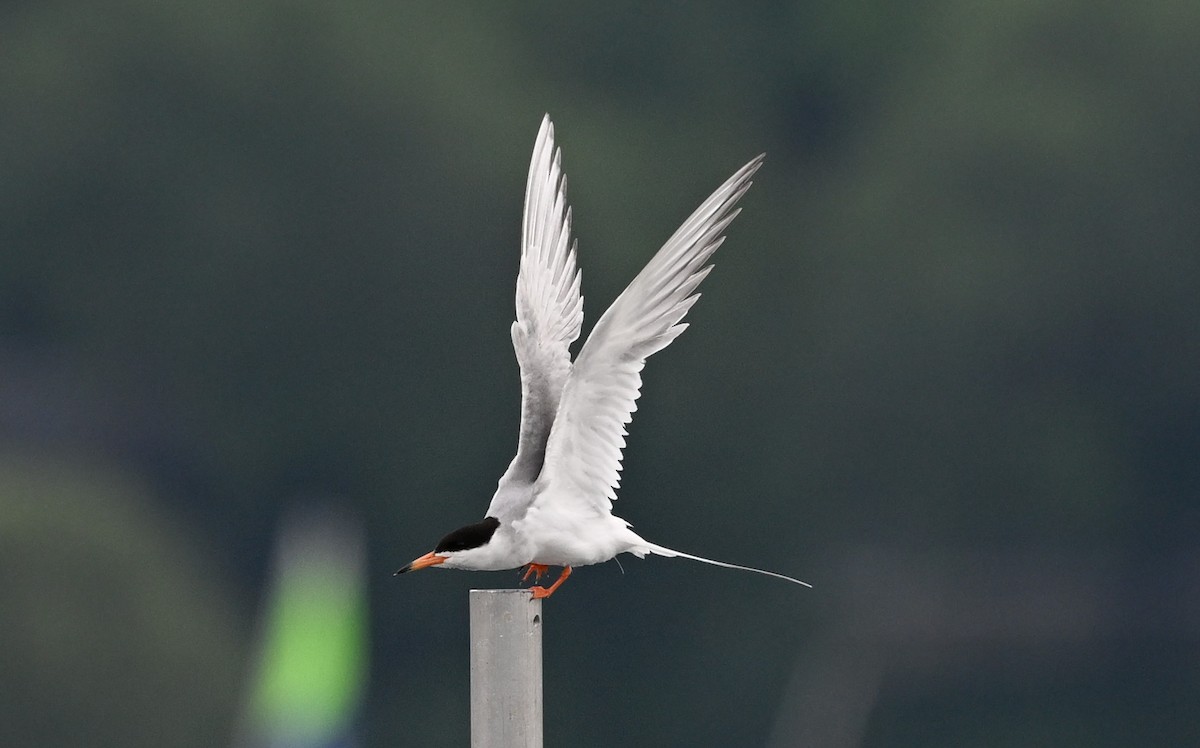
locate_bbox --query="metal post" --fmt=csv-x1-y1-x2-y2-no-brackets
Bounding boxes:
470,589,543,748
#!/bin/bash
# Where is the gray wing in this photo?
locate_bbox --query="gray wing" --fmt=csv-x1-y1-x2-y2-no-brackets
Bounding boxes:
531,155,763,518
486,116,583,519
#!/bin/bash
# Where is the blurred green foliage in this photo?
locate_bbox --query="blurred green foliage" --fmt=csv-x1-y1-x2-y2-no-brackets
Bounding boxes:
0,453,242,747
2,1,1198,746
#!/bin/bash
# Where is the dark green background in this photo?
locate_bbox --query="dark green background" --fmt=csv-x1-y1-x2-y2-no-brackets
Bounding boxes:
3,1,1197,745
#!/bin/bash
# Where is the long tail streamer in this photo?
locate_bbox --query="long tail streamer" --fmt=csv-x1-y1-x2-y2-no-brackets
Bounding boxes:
646,543,812,588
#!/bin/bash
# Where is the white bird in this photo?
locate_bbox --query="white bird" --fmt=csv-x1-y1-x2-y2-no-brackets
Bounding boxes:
396,115,810,598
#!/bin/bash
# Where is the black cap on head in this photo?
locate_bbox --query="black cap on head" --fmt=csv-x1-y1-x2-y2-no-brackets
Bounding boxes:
434,516,500,553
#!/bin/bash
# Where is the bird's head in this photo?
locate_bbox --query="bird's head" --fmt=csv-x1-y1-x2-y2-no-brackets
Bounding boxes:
394,516,502,574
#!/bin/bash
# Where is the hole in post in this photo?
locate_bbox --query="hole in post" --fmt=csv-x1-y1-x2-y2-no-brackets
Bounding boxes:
533,615,541,625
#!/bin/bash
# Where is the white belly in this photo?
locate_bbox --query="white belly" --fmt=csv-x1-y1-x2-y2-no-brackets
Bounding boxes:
513,507,638,567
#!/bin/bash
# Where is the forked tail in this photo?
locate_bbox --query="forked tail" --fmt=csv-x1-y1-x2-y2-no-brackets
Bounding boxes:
645,543,812,588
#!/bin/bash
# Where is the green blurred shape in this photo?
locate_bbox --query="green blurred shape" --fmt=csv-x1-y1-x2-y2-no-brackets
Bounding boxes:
243,505,368,747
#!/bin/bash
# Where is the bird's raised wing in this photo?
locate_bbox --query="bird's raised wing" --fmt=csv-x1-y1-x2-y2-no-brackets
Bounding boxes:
532,155,763,516
490,116,584,515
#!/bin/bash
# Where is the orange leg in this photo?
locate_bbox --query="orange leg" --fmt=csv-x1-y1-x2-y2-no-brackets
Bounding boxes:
521,563,549,582
529,566,572,600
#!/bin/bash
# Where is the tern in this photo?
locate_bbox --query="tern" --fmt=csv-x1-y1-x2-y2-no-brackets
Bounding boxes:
397,116,810,598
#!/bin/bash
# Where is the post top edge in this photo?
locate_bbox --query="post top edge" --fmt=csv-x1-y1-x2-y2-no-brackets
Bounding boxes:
469,588,534,595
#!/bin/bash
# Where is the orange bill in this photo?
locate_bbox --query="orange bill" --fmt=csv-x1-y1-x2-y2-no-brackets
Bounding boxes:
394,551,447,575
